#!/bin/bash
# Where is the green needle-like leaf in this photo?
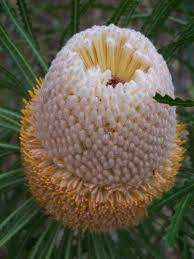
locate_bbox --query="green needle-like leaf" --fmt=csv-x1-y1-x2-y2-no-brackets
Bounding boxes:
43,225,60,259
0,65,25,95
0,142,20,151
0,129,15,143
153,93,194,107
16,0,36,43
120,0,140,27
0,168,24,192
0,107,20,132
55,228,71,259
117,230,144,258
91,233,108,259
58,0,96,49
149,179,194,214
76,232,84,259
0,107,20,133
0,24,36,87
164,193,193,246
79,0,96,15
106,0,132,25
0,121,20,133
103,234,116,259
29,220,60,259
188,127,194,174
15,213,45,259
160,18,194,61
141,0,183,37
70,0,80,35
0,197,39,247
0,113,20,128
64,230,74,259
0,151,14,159
1,0,48,73
0,107,21,120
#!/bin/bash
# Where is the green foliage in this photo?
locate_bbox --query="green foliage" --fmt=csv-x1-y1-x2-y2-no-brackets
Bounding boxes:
63,231,74,259
0,168,24,192
1,0,48,73
0,198,39,247
0,0,194,258
153,93,194,107
0,65,26,95
106,0,133,25
149,178,194,215
59,0,96,49
160,18,194,61
0,107,20,132
188,127,194,173
120,0,140,27
14,213,45,259
70,0,80,35
0,24,36,87
29,220,60,259
0,107,21,120
16,0,36,43
164,193,192,246
56,228,72,259
141,0,183,37
0,142,20,151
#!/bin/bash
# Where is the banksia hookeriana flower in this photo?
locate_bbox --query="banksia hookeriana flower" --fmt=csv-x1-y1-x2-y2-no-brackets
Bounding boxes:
20,25,185,232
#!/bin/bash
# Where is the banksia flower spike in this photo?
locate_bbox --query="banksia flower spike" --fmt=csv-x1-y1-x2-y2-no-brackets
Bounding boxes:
20,24,185,232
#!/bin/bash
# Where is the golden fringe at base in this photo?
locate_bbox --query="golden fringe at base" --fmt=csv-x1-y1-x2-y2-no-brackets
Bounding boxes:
20,78,185,231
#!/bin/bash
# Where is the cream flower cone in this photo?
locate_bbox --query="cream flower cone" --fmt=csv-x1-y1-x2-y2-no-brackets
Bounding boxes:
20,25,185,231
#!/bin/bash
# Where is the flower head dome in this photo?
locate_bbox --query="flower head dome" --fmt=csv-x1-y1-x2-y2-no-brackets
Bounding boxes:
20,24,185,231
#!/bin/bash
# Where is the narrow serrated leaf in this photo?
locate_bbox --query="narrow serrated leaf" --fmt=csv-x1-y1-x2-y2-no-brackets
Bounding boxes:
120,0,139,27
0,24,36,87
141,0,183,37
2,0,48,73
58,0,96,49
106,0,131,25
154,93,194,107
16,0,36,42
70,0,80,35
149,179,194,214
164,193,192,246
160,18,194,61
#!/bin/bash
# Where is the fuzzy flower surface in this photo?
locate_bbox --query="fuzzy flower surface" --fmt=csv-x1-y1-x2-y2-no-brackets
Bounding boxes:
20,25,185,231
